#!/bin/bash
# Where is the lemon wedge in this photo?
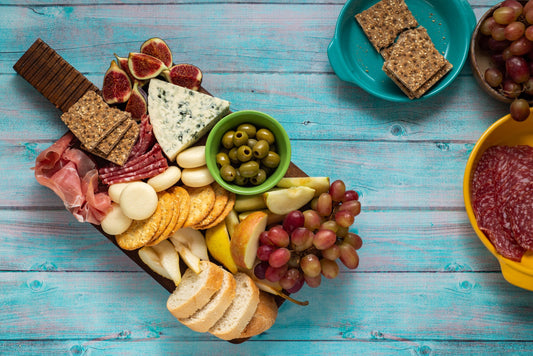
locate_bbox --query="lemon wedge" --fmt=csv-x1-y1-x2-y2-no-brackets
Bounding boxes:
205,220,238,274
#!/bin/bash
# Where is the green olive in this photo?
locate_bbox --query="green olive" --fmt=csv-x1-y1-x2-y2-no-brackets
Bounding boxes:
237,145,253,162
233,130,249,147
216,152,230,167
220,164,236,182
252,139,270,159
228,147,239,164
256,128,275,145
222,130,235,149
250,169,267,185
239,161,260,178
234,170,248,186
262,151,280,168
247,138,258,149
237,123,257,138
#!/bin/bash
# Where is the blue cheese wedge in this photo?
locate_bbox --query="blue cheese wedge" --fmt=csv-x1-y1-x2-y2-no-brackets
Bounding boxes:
148,79,230,161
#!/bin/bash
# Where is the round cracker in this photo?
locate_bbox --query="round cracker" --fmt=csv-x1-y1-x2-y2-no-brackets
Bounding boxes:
183,185,215,228
115,203,162,250
193,183,229,229
146,191,179,246
196,191,236,230
168,186,190,233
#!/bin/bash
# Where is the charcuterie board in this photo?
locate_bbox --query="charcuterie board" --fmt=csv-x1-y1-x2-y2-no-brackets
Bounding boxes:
13,38,308,295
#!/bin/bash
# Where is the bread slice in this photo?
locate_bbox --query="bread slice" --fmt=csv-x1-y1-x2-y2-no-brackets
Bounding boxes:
239,291,278,339
209,273,260,340
167,261,224,319
179,268,236,333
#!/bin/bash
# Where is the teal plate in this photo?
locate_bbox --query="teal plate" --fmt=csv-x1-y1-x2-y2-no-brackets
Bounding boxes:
327,0,476,102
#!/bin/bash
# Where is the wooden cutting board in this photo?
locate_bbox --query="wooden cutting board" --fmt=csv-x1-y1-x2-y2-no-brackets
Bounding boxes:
13,38,307,295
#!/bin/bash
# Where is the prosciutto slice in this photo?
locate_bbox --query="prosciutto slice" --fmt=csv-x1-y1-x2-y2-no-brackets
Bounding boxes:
34,132,112,224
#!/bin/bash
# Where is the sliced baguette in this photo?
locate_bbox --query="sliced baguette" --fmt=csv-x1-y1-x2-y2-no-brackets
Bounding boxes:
209,272,260,340
179,268,236,333
167,261,224,319
239,291,278,339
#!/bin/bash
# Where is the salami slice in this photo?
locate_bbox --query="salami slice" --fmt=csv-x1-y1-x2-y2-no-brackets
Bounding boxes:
101,157,168,185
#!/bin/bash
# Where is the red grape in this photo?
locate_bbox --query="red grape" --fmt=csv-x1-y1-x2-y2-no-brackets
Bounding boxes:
268,225,290,247
505,21,525,41
488,38,510,52
313,229,337,250
265,264,288,282
322,244,341,260
254,261,269,279
329,179,346,202
343,190,359,202
304,274,322,288
339,243,360,269
335,210,355,228
491,24,507,41
510,98,531,121
316,192,333,216
524,77,533,94
269,247,291,268
338,199,361,216
320,259,340,279
494,6,518,25
502,0,523,17
510,37,533,56
279,268,302,290
300,254,321,277
303,209,322,231
259,231,273,246
502,79,522,98
320,220,339,233
285,274,305,293
282,210,304,234
507,56,530,83
257,244,275,261
481,16,497,36
484,67,503,88
344,232,363,250
290,227,314,251
526,8,533,24
526,25,533,41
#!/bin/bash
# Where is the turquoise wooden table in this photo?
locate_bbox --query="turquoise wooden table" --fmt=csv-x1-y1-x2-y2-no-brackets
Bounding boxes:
2,0,533,354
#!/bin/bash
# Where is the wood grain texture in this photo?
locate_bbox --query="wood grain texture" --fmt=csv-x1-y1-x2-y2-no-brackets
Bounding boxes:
1,0,533,354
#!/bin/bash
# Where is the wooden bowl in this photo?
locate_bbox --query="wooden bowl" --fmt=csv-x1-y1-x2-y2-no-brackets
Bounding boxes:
470,1,533,104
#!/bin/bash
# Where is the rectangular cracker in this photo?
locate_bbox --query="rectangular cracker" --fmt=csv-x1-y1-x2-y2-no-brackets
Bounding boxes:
383,60,452,99
88,121,140,165
383,27,448,93
60,91,126,149
355,0,418,51
95,116,133,155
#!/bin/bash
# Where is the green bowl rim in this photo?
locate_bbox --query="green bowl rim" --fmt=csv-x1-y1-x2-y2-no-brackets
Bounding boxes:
205,110,292,195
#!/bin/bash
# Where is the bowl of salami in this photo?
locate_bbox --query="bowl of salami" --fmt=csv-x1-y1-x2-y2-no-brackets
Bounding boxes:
464,112,533,291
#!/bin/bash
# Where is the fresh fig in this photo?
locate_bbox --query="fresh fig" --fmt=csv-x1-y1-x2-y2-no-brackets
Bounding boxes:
128,52,168,81
140,37,173,68
102,60,132,104
162,64,203,91
125,81,148,121
114,53,146,87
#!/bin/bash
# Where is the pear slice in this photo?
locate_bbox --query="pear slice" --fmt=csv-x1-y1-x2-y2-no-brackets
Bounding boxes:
169,227,209,261
138,246,172,280
205,221,239,274
263,186,316,215
276,177,330,197
234,194,267,212
230,211,268,270
172,241,201,274
224,209,240,239
151,240,181,286
238,209,285,226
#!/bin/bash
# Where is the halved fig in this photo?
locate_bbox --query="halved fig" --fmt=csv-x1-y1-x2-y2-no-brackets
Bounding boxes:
140,37,173,68
114,53,146,87
125,81,148,121
128,52,168,81
102,60,132,104
162,64,203,91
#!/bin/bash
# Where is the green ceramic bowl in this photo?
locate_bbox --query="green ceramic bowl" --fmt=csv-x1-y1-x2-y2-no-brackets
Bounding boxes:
327,0,476,102
205,110,291,195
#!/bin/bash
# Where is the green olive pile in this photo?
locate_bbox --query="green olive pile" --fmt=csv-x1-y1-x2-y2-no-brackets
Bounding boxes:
216,123,281,186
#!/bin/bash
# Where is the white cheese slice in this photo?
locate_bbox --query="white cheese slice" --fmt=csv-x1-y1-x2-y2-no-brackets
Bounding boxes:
148,79,230,161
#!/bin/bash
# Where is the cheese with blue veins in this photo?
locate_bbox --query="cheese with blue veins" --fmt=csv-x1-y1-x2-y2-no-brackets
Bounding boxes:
147,79,230,161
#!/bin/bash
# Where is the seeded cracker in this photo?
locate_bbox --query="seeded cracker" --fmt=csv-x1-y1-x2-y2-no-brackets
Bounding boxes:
60,91,126,149
355,0,418,52
90,121,140,165
95,117,133,155
383,27,448,94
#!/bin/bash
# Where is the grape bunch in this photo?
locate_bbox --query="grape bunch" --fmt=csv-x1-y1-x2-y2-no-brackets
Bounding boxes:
253,179,363,293
479,0,533,121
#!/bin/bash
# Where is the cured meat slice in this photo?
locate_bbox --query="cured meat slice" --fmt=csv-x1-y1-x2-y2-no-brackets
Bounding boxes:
506,186,533,250
101,157,168,185
34,132,112,224
99,144,163,179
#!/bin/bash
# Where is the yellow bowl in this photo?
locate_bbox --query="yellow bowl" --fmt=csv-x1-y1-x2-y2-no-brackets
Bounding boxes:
463,113,533,291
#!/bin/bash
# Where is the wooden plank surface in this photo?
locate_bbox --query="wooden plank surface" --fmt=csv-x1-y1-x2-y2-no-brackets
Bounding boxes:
1,0,533,354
